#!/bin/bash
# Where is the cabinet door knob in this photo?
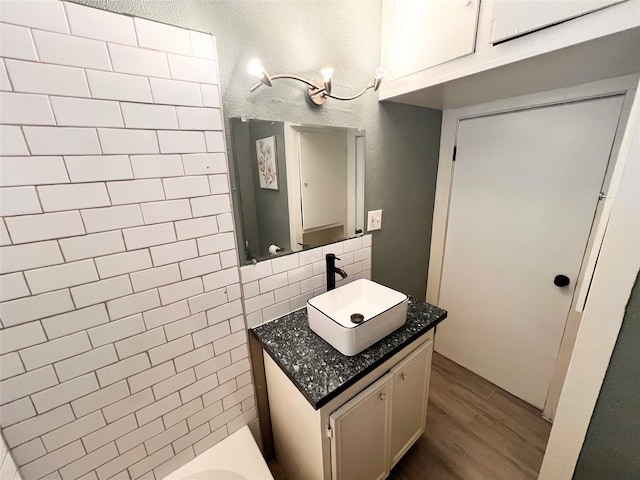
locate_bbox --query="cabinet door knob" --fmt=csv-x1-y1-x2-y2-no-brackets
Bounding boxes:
379,393,386,401
462,0,471,6
401,372,408,381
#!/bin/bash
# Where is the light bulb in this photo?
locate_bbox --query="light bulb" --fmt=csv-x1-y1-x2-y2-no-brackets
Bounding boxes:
375,67,386,79
248,58,264,77
320,67,334,82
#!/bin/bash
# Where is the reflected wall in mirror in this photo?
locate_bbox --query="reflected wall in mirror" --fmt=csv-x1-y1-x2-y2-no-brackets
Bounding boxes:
230,118,365,265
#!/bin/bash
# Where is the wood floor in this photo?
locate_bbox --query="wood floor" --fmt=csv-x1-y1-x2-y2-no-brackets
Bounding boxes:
389,352,552,480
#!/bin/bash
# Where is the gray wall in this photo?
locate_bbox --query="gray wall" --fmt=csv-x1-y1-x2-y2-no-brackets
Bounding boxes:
229,119,291,262
248,121,290,257
229,118,259,264
373,103,441,297
71,0,442,299
573,271,640,480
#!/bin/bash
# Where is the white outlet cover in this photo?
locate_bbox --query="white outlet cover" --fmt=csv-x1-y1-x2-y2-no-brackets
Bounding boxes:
367,210,382,231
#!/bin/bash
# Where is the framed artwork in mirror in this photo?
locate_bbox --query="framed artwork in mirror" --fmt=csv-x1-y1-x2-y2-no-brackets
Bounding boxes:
256,135,278,190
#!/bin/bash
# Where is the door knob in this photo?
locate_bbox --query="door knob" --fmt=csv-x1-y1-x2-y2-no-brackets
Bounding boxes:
554,275,570,287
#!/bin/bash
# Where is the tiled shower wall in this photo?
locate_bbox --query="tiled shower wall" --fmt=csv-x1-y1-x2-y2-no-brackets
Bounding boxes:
0,2,256,479
241,235,372,328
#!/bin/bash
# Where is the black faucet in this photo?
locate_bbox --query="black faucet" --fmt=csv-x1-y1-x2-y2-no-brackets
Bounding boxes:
326,253,348,291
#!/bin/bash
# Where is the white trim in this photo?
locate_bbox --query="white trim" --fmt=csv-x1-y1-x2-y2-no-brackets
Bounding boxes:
347,130,357,238
426,74,639,479
543,81,637,420
355,134,366,236
284,123,303,253
538,77,640,480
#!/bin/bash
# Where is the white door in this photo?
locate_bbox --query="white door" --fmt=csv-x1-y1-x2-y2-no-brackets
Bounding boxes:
299,130,347,230
436,96,624,409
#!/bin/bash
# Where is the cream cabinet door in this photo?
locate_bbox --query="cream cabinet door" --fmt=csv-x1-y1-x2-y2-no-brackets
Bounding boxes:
490,0,626,44
389,340,432,467
389,0,480,79
329,374,392,480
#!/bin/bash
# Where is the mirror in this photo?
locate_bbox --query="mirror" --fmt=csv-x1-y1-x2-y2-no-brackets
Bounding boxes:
229,118,365,265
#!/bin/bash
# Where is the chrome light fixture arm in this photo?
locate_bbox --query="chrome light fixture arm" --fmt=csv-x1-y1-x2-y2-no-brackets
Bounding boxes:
248,59,385,107
249,73,320,93
323,82,375,101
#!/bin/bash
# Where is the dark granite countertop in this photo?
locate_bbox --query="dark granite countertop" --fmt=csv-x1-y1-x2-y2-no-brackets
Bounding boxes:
250,297,447,410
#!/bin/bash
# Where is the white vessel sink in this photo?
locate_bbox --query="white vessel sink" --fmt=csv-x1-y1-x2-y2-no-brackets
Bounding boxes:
307,278,408,356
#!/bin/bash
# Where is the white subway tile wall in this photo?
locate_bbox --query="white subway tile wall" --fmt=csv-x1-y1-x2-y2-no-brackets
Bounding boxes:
239,235,372,328
0,4,258,479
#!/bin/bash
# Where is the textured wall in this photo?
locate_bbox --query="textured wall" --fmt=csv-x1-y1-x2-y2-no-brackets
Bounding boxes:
69,0,443,298
573,272,640,480
0,2,255,478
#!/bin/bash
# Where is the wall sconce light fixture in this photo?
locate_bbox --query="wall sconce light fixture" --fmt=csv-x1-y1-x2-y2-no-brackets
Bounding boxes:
248,59,385,106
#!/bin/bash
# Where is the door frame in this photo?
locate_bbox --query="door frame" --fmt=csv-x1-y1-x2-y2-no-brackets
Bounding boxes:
426,74,638,475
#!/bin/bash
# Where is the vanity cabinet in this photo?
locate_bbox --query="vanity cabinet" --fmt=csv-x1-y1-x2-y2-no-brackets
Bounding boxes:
263,332,434,480
328,340,432,479
250,299,447,480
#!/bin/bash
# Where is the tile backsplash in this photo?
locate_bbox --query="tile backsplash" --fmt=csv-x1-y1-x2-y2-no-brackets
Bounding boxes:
240,235,372,328
0,2,253,479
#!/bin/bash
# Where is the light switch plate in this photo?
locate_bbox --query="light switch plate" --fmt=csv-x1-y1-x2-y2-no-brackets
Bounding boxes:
367,210,382,231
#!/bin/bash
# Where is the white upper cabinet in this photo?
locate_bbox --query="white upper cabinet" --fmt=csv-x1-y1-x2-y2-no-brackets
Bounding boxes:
390,0,481,80
490,0,627,44
379,0,640,108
